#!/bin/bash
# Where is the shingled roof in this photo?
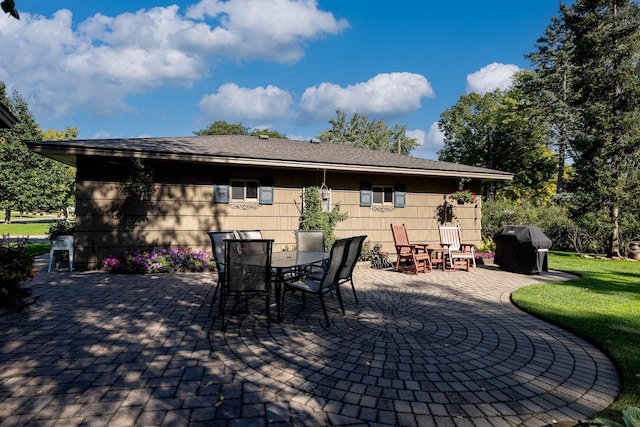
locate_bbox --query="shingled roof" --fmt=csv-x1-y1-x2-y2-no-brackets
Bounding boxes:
25,135,513,181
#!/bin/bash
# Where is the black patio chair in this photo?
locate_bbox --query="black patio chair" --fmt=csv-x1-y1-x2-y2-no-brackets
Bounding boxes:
282,237,352,327
296,230,326,273
296,230,325,252
219,239,274,328
337,235,367,304
207,231,236,312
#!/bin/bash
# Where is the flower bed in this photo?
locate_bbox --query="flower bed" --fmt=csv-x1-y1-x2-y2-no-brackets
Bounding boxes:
103,248,216,274
475,251,495,265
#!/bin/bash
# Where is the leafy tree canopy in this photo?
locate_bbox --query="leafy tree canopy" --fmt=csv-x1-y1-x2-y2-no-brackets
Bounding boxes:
194,121,286,138
0,82,76,222
316,110,418,155
437,85,556,201
248,128,287,139
1,0,19,20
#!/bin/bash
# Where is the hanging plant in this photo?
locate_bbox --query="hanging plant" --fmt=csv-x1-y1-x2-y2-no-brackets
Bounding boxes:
118,159,157,205
449,177,477,204
450,189,477,204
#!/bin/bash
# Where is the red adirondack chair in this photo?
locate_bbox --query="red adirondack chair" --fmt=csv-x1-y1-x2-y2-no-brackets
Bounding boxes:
390,224,431,274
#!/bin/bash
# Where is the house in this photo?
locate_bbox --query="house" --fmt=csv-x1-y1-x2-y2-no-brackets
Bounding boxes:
25,135,512,269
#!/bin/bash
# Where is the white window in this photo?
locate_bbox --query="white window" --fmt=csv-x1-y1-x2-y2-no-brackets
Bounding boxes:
231,180,258,202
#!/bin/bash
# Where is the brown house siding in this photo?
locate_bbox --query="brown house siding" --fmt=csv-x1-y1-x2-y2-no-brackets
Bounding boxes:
74,156,483,269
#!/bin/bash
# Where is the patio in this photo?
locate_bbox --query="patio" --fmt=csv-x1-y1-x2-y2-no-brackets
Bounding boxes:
0,258,619,427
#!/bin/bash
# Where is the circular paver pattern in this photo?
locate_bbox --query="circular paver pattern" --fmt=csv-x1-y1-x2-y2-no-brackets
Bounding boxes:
0,260,619,427
209,267,619,427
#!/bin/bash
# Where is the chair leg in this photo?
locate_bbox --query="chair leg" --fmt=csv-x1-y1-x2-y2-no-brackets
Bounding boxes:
334,286,345,315
349,279,358,304
318,293,330,326
48,248,54,273
265,289,271,328
209,282,220,311
280,287,287,322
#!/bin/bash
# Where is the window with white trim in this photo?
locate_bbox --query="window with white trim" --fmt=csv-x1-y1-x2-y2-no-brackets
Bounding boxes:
360,182,406,208
373,186,394,205
231,180,258,202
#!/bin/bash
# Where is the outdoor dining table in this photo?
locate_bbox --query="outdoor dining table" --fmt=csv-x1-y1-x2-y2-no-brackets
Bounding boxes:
269,250,329,322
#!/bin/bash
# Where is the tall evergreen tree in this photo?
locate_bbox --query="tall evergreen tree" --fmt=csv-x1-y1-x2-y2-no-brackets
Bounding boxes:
524,3,575,194
564,0,640,257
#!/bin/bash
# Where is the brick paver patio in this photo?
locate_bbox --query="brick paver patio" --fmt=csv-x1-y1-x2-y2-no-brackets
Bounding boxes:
0,257,619,426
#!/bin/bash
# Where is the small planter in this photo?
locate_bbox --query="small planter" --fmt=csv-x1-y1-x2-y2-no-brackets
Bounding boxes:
371,256,393,269
628,241,640,260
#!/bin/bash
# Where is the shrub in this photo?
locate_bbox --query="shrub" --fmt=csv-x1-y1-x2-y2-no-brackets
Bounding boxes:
47,220,75,240
482,198,586,252
359,241,392,268
0,236,36,308
103,248,216,274
299,186,348,249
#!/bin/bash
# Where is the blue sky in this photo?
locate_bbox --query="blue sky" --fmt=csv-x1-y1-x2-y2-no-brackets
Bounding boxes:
0,1,564,159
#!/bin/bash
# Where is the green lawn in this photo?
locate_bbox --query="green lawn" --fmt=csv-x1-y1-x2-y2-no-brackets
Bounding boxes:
512,252,640,421
25,242,51,256
0,221,51,237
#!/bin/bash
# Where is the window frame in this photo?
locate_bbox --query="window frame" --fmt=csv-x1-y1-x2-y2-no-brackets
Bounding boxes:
372,186,394,206
230,179,259,202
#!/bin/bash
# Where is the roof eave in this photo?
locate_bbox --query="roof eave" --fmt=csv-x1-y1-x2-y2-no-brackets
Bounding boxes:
0,103,17,129
26,142,514,181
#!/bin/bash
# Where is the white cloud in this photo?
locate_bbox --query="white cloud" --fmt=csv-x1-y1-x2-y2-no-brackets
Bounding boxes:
406,129,425,147
409,122,444,160
466,62,520,95
186,0,349,63
299,72,435,120
425,121,444,149
198,83,294,122
0,1,347,119
197,73,435,126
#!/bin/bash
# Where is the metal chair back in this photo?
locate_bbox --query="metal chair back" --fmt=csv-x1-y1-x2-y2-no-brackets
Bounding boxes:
296,230,325,252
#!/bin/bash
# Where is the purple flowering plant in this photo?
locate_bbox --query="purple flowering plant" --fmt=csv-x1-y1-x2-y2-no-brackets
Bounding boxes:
103,247,216,274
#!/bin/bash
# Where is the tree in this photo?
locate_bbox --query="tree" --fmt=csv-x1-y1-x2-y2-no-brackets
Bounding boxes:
437,87,556,201
194,121,286,138
1,0,19,19
564,0,640,257
316,110,418,155
523,3,576,195
194,121,250,136
299,186,347,249
0,83,77,222
248,128,287,139
41,127,79,217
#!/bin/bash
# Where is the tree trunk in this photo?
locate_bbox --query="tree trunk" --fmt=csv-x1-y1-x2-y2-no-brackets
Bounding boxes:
611,204,621,258
557,122,567,194
4,208,11,224
557,70,568,195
